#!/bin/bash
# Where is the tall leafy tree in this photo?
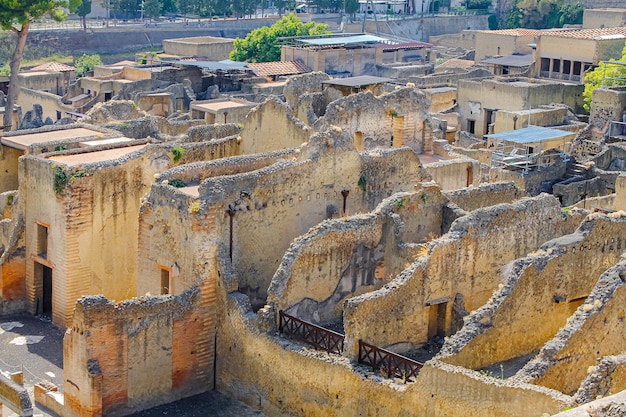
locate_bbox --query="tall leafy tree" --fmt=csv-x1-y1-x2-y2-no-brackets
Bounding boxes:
77,0,92,30
74,53,102,77
0,0,71,131
344,0,359,20
230,13,329,62
507,0,584,29
144,0,161,18
583,43,626,112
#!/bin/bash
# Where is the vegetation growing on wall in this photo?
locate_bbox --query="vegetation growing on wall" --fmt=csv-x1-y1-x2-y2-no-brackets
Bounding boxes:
230,14,329,62
171,146,185,163
357,175,367,192
583,43,626,112
168,178,188,188
53,166,68,194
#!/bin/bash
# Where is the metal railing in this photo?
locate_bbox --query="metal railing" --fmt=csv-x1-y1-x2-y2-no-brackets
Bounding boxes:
278,310,344,355
358,340,423,382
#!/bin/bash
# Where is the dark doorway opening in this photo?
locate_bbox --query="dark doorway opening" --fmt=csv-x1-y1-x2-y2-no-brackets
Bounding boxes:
36,262,53,316
427,300,448,339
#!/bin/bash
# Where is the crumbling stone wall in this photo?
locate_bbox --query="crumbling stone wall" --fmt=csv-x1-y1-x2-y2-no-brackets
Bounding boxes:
407,68,493,89
0,190,24,316
216,290,571,417
589,87,626,138
516,255,626,395
267,186,445,324
139,130,429,311
0,145,24,193
490,158,568,196
443,182,525,212
18,87,75,125
592,143,626,172
137,149,297,297
63,284,215,417
343,195,584,357
84,100,148,124
615,174,626,210
424,159,481,190
313,87,431,153
283,72,330,109
239,96,311,155
293,88,343,126
440,214,626,371
575,355,626,405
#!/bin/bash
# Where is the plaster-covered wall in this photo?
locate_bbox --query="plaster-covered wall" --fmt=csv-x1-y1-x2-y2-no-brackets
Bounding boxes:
342,195,584,358
0,146,23,193
162,36,234,60
458,79,584,137
443,182,525,212
516,255,626,395
217,292,571,417
239,96,311,155
440,214,626,371
0,190,24,315
314,87,431,153
268,186,445,324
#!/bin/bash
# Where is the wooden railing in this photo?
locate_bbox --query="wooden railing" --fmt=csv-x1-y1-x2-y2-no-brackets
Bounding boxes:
278,310,344,355
358,340,423,382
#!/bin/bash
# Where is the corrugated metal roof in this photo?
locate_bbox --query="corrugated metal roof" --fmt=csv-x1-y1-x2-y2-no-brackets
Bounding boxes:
161,59,252,71
485,125,574,144
481,54,534,67
373,41,432,50
296,34,389,46
322,75,392,88
248,61,310,76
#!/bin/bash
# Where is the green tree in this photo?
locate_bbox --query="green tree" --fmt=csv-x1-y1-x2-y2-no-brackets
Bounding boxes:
74,53,102,78
583,44,626,112
559,1,583,26
344,0,359,20
230,14,329,62
0,0,70,131
465,0,492,9
77,0,92,30
144,0,161,18
507,0,583,29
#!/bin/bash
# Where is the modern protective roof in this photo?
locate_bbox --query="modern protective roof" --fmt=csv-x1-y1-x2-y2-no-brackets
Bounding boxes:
295,34,389,46
322,75,392,88
481,54,534,67
485,125,574,144
161,59,252,71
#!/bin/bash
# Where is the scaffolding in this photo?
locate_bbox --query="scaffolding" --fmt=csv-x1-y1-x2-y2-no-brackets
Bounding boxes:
487,126,574,174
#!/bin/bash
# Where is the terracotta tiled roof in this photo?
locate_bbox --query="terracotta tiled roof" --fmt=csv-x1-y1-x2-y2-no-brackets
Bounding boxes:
437,58,475,69
478,28,543,37
29,62,74,72
542,26,626,40
248,61,310,77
